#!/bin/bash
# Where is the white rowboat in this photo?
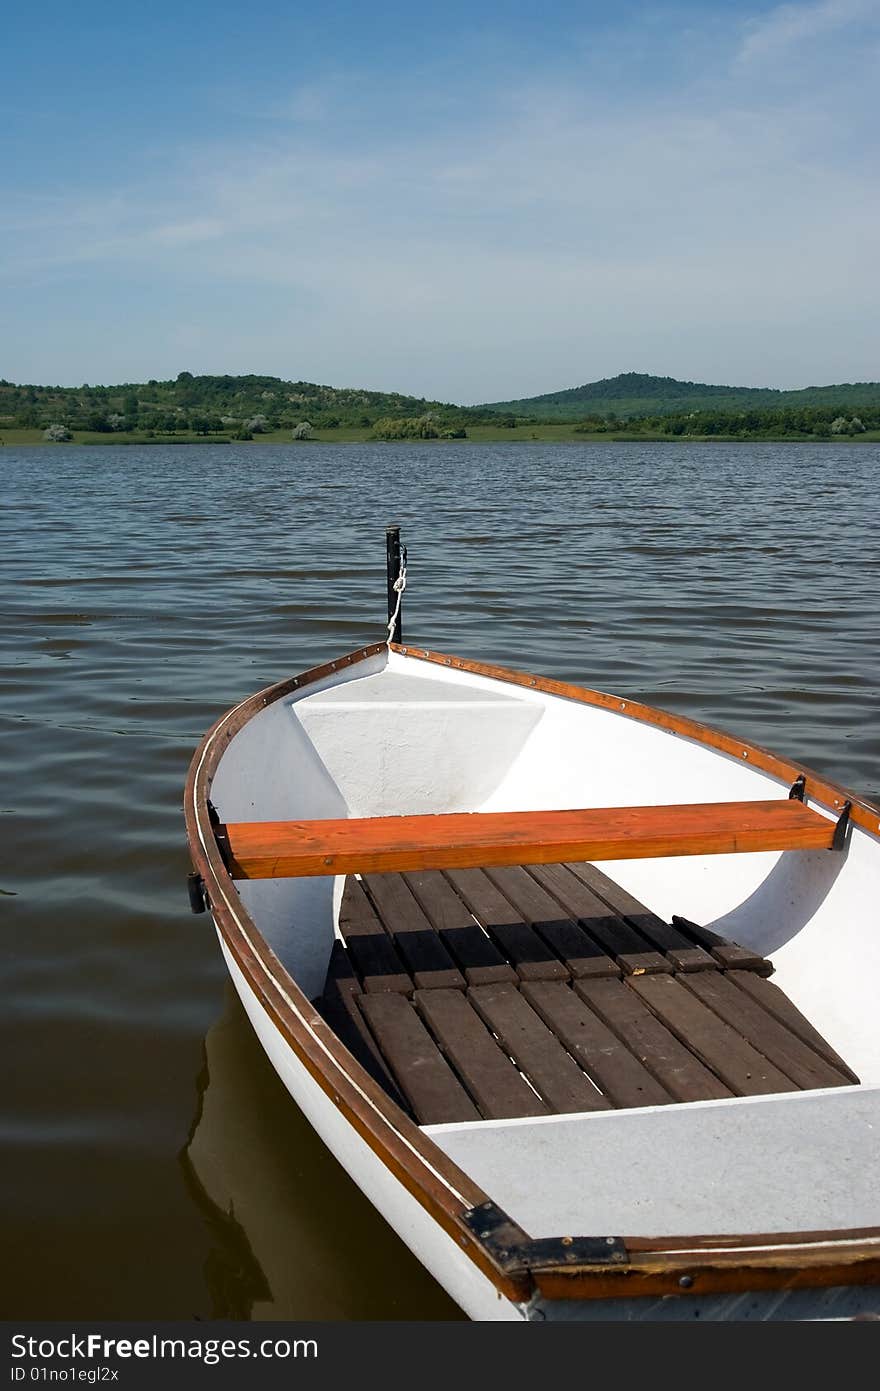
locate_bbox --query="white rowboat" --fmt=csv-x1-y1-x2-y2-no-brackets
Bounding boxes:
184,540,880,1321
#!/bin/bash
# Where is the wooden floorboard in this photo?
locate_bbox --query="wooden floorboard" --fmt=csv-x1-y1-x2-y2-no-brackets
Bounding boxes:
444,867,570,981
679,970,853,1091
402,869,517,985
317,942,411,1111
574,977,734,1103
672,915,774,975
322,864,858,1124
416,988,549,1120
563,861,717,972
553,861,673,975
338,879,412,994
468,982,612,1114
522,980,672,1109
487,864,622,980
362,873,466,990
356,992,480,1124
626,973,800,1097
728,972,860,1082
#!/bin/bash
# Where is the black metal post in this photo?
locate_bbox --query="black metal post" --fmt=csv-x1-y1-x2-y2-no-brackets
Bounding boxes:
386,524,403,644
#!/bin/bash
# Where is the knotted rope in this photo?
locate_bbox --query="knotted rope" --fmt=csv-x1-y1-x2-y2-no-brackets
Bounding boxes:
386,547,407,646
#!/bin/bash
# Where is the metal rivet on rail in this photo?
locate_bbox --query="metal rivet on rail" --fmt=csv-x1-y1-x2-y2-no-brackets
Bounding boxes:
444,659,451,665
620,702,626,709
742,750,749,758
401,647,407,654
529,679,536,686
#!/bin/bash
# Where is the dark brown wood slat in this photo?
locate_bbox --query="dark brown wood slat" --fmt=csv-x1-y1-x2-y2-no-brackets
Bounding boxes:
562,861,716,972
415,988,549,1120
362,873,466,991
664,944,720,973
671,915,774,975
338,878,412,993
679,971,854,1091
553,861,672,975
487,864,620,980
526,861,648,977
468,982,612,1113
575,978,733,1102
317,942,411,1111
525,862,621,977
729,972,860,1082
445,868,569,982
356,992,480,1124
627,973,799,1096
402,869,517,986
339,874,385,934
521,981,672,1109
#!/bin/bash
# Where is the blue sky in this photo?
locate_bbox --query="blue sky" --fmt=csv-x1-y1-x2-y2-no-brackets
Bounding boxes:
2,0,878,400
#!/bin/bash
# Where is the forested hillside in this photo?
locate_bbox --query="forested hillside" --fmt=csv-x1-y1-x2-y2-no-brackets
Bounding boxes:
483,372,880,420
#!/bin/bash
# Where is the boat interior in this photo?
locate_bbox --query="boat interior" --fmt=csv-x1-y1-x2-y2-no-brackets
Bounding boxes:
207,648,880,1239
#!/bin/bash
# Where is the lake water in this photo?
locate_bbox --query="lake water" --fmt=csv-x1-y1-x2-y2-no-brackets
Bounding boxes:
2,441,878,1319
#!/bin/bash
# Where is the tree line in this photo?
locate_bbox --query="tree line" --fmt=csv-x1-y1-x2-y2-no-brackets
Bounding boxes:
572,405,878,437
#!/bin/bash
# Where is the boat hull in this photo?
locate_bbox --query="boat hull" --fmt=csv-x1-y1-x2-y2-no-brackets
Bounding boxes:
186,642,880,1319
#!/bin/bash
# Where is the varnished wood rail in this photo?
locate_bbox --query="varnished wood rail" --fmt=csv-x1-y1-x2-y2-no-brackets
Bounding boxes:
217,799,838,880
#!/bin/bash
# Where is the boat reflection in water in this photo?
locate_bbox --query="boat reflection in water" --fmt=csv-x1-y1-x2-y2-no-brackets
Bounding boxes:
181,984,464,1320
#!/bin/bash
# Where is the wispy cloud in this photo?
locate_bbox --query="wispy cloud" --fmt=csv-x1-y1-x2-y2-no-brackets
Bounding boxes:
738,0,878,63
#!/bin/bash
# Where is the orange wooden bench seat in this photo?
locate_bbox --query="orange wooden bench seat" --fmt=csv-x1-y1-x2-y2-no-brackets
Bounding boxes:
218,798,838,880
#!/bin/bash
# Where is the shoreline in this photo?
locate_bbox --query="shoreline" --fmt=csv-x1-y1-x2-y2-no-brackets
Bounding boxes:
3,426,879,448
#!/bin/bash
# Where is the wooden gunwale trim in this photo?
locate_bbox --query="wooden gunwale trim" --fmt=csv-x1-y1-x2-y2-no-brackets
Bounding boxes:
533,1252,880,1303
392,645,880,835
184,641,880,1305
626,1226,880,1254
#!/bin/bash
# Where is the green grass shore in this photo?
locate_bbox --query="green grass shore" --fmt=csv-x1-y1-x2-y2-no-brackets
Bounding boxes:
3,424,879,447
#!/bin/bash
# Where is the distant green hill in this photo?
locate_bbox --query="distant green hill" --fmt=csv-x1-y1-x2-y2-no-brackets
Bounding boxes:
0,372,462,436
482,372,880,420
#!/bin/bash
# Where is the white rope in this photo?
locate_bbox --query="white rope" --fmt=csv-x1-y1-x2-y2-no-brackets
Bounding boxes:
386,551,407,646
